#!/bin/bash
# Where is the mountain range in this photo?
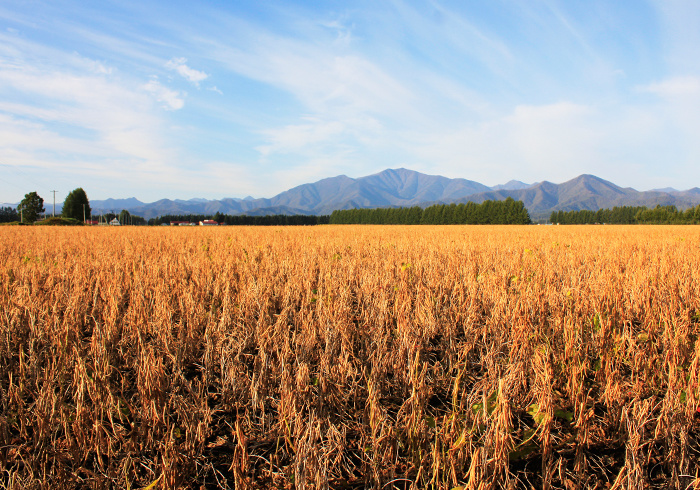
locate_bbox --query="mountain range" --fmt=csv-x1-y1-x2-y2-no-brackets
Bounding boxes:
6,169,700,221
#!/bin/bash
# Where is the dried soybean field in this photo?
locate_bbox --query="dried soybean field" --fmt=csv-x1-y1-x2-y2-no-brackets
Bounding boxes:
1,225,700,489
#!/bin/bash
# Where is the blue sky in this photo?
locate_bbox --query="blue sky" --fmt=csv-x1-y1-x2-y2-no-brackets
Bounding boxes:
1,0,699,203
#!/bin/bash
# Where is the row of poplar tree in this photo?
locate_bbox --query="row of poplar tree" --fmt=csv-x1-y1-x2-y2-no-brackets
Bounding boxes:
329,198,532,224
550,204,700,224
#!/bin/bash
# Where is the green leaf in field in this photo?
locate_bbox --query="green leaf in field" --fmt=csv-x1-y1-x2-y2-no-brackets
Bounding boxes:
472,391,498,416
140,475,162,490
520,427,536,442
553,409,574,423
528,403,573,425
527,403,545,426
509,441,539,461
509,428,539,461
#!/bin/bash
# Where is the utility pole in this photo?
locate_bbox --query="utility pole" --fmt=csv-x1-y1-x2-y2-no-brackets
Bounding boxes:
51,190,57,217
83,204,86,223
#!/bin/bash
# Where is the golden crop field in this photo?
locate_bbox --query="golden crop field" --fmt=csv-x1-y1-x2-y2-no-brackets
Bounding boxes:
1,225,700,489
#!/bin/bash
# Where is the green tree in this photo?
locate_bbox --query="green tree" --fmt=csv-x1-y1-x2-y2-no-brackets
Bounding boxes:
129,214,146,226
119,209,131,225
62,187,91,221
0,206,19,223
18,192,45,223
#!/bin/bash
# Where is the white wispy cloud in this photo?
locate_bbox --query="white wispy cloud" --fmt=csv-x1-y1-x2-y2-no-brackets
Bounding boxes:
255,118,347,157
220,45,416,122
198,22,433,168
3,0,700,200
143,78,185,110
634,76,700,179
640,76,700,97
398,87,700,191
0,33,190,198
165,57,209,86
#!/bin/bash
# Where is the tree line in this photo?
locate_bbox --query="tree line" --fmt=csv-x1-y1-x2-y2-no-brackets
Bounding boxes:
1,189,91,224
149,213,330,226
0,207,19,223
6,190,530,226
329,198,532,225
550,204,700,224
1,192,46,224
1,190,330,226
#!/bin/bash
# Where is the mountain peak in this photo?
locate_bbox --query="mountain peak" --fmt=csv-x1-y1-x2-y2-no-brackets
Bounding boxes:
492,180,530,191
81,169,700,221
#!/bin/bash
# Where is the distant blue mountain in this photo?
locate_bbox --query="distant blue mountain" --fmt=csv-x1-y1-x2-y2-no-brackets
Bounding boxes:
90,197,144,212
15,168,699,219
491,180,531,191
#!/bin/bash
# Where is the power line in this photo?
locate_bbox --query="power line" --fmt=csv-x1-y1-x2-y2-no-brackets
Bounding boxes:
0,164,56,208
0,164,50,194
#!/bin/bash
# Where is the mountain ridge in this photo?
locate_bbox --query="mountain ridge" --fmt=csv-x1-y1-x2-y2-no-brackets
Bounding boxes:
8,169,700,220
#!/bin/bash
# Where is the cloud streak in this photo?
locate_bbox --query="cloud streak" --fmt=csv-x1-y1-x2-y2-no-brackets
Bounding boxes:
640,76,700,97
0,31,194,198
165,57,209,86
2,1,700,200
143,78,185,110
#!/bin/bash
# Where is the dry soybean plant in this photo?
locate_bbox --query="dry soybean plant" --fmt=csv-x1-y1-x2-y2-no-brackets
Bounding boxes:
1,225,699,489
